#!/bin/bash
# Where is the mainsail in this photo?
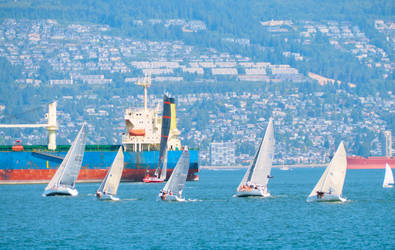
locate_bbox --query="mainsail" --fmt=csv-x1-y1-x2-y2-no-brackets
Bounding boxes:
308,141,347,198
383,163,394,187
154,95,172,179
45,124,87,190
159,150,168,180
163,150,190,197
238,118,275,188
97,146,124,195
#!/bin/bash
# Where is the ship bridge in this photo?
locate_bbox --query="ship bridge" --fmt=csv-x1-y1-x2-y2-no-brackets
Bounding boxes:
122,75,181,152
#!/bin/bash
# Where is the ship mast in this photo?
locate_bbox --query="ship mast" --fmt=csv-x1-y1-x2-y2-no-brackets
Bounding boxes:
136,73,151,112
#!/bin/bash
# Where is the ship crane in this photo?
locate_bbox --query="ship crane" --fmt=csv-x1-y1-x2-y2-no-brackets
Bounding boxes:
0,102,58,150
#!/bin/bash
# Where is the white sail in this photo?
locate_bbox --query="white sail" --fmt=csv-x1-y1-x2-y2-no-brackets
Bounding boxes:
45,124,87,191
238,140,261,189
97,147,124,195
45,150,71,191
160,149,168,180
97,171,109,195
383,163,394,187
238,118,275,189
163,150,190,198
308,141,347,199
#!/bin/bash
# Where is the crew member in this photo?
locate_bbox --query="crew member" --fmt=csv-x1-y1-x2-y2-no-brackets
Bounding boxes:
316,191,325,199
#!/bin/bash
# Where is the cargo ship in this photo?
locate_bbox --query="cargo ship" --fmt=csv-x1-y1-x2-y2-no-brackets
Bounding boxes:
347,130,394,169
347,156,394,169
0,76,199,184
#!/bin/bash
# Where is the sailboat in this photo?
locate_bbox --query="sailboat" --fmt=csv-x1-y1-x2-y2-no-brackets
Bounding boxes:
383,163,394,188
43,124,87,196
280,164,289,171
96,146,125,200
143,95,171,183
159,148,190,201
307,141,347,202
236,118,275,198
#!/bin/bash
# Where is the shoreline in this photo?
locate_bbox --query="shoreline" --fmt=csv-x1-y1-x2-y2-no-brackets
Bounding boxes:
200,164,328,170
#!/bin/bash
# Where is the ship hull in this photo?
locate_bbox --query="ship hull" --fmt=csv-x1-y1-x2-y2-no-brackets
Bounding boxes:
0,149,199,184
347,156,395,169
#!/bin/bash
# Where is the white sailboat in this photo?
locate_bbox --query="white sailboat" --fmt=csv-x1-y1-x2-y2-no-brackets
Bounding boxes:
280,165,289,171
159,148,190,201
307,141,347,202
43,124,87,196
383,163,394,188
236,118,275,198
96,146,125,200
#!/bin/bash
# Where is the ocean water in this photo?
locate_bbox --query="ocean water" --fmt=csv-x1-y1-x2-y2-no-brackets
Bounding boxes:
0,168,393,249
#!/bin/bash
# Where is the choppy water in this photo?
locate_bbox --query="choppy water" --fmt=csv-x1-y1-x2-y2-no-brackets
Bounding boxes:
0,168,393,249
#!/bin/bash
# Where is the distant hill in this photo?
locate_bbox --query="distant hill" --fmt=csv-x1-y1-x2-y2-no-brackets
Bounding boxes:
0,0,393,87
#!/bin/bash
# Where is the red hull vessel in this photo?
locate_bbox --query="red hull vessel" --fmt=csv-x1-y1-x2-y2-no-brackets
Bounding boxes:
0,168,198,184
347,156,395,169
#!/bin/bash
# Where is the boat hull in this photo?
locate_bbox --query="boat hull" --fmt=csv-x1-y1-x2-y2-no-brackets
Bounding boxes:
347,156,395,169
43,186,78,196
306,195,346,202
0,149,199,184
96,193,119,201
159,194,184,201
236,189,271,198
383,184,393,188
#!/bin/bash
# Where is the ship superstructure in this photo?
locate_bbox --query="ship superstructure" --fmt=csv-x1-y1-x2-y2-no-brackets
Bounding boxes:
122,74,181,152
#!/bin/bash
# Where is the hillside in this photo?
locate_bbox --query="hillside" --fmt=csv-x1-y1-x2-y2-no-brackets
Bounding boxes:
0,0,394,164
0,0,393,85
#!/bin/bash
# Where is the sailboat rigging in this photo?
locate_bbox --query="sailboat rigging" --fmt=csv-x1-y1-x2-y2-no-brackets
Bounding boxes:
307,141,348,202
43,124,87,196
96,146,125,200
159,148,190,201
236,118,275,198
